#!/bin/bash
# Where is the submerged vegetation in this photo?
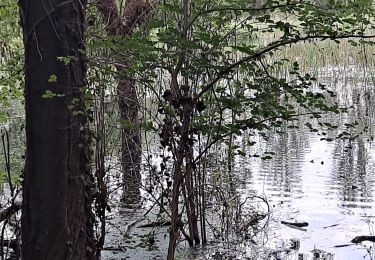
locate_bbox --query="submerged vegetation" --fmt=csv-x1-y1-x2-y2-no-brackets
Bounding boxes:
1,0,375,259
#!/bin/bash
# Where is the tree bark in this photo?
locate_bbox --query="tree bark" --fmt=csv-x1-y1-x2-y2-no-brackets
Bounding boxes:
117,67,142,204
94,0,152,205
19,1,97,259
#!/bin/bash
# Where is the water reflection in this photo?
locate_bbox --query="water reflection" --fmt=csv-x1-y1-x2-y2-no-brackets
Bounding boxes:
260,128,309,199
331,138,374,211
244,134,375,259
241,66,375,259
101,65,375,259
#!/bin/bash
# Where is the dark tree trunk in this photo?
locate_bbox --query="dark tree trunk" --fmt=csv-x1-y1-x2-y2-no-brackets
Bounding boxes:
19,1,97,259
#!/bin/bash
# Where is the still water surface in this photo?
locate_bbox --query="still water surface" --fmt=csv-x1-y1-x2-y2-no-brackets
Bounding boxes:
242,131,375,259
103,127,375,260
103,66,375,259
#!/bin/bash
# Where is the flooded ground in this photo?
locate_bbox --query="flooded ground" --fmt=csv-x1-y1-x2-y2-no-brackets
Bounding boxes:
102,64,375,259
241,132,375,259
2,62,369,260
102,132,375,260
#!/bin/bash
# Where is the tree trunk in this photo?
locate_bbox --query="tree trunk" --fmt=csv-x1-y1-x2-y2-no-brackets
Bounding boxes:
117,67,141,205
167,95,195,260
95,0,152,205
185,146,200,244
19,1,97,259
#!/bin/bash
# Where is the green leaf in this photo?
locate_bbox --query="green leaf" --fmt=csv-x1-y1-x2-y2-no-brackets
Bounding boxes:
41,90,56,99
48,74,57,83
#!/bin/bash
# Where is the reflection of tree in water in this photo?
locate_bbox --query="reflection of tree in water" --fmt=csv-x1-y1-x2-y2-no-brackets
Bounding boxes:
206,121,312,199
258,124,310,199
199,125,312,239
330,79,375,210
331,137,374,209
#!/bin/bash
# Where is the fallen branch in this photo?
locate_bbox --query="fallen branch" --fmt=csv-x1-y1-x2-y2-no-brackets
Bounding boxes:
334,244,352,248
281,222,307,231
137,220,171,228
323,223,339,229
351,236,375,243
102,246,126,252
124,219,140,236
281,221,308,227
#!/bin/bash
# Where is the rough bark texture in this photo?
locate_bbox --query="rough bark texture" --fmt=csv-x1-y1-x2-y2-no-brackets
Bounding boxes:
95,0,152,205
117,68,142,204
19,1,97,259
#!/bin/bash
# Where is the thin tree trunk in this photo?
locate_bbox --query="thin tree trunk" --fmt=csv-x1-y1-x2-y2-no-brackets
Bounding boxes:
19,1,97,259
185,146,200,244
167,95,194,260
167,155,182,260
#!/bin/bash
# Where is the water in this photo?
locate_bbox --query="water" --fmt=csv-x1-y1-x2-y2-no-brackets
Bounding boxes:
103,65,375,259
235,64,375,259
242,132,375,259
102,140,375,259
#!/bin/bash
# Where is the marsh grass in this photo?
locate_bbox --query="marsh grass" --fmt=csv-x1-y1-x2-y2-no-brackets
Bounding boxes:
279,39,375,70
231,8,375,72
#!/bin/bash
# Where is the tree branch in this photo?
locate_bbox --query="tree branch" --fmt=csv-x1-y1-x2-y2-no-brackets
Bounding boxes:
0,202,21,222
